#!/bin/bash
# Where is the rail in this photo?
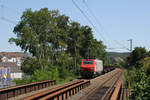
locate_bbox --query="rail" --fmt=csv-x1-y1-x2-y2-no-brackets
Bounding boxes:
101,73,122,100
0,80,56,100
110,81,128,100
82,70,122,100
110,81,122,100
24,80,90,100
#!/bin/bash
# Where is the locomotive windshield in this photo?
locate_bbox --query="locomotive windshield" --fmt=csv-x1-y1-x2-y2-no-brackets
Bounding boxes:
83,61,93,65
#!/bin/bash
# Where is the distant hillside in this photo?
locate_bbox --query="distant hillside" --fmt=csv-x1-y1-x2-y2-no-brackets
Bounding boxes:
107,52,130,59
107,52,130,64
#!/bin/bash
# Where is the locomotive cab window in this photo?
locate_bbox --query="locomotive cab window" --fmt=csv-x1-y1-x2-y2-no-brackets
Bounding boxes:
83,61,93,65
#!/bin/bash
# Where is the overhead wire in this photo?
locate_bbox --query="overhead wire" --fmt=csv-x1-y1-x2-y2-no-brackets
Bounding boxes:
114,40,130,51
0,0,131,51
0,0,17,25
83,0,131,52
0,0,4,18
83,0,106,35
82,0,112,46
0,17,17,24
72,0,107,44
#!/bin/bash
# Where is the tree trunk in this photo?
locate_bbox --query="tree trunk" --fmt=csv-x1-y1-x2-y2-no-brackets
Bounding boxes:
74,45,77,73
40,45,44,70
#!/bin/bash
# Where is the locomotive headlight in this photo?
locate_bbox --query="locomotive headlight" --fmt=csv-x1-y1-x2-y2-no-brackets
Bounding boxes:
89,68,93,71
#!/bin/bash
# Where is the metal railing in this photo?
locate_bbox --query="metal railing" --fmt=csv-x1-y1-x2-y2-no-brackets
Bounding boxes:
0,80,56,100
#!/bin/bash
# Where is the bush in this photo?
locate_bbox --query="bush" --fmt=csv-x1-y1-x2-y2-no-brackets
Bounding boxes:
129,69,150,100
12,77,32,86
21,57,40,75
124,67,150,100
14,65,59,85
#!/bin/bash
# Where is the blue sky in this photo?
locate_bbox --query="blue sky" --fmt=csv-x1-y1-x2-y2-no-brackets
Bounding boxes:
0,0,150,52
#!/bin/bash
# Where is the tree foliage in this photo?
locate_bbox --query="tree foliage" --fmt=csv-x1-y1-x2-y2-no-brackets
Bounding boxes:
21,57,40,75
125,47,150,99
125,68,150,100
9,8,107,83
126,47,147,68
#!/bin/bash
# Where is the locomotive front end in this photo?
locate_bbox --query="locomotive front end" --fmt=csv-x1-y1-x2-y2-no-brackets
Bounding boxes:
80,59,95,78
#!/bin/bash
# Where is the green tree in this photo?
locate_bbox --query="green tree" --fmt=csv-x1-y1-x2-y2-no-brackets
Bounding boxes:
127,47,147,68
125,47,150,99
21,57,40,75
129,68,150,100
9,8,107,84
9,8,69,69
89,39,106,61
67,22,83,72
138,57,150,75
79,26,94,58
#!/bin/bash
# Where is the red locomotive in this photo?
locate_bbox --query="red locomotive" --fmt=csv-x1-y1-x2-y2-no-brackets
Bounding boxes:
80,59,103,77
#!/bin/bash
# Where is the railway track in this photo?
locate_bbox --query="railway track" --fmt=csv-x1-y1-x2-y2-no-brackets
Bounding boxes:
66,68,123,100
24,80,90,100
82,70,122,100
22,69,117,100
101,72,122,100
0,80,56,100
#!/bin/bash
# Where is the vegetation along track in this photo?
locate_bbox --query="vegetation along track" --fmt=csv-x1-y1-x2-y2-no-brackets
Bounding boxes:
82,69,123,100
23,79,90,100
0,80,56,100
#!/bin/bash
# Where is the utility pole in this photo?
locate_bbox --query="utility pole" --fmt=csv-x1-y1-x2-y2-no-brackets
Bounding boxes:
128,39,132,52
